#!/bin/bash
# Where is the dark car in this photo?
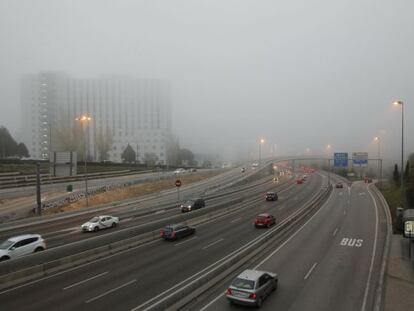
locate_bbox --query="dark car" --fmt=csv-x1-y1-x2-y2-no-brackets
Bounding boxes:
160,224,196,241
335,182,344,188
265,192,278,201
180,198,205,213
254,213,276,228
296,178,303,184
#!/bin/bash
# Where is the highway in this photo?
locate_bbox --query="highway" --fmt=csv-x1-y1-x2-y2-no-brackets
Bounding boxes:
0,170,324,310
196,181,387,311
0,166,278,249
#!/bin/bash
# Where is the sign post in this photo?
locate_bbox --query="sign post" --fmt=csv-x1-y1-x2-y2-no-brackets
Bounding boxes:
175,179,182,205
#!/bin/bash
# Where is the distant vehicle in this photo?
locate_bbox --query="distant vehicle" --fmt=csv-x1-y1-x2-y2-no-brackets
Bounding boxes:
225,269,278,307
364,177,373,183
81,215,119,232
296,178,303,184
190,168,197,172
174,168,186,174
252,162,259,168
180,198,206,213
335,182,344,188
241,167,246,173
0,234,46,261
272,177,279,183
254,213,276,228
265,192,278,201
302,174,308,179
161,224,196,240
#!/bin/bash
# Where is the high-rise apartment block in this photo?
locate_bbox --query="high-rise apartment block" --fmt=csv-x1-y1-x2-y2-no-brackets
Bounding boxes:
21,72,172,164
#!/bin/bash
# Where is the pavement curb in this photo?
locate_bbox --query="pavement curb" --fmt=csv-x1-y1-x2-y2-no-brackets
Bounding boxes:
371,184,393,311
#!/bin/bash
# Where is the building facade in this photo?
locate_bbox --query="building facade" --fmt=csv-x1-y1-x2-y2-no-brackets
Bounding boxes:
21,72,172,164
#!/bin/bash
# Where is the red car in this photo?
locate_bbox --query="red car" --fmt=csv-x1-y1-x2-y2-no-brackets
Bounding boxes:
254,213,276,228
296,178,303,184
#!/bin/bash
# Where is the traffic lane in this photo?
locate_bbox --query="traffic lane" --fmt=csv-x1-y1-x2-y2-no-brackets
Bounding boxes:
282,182,386,311
0,174,322,310
0,167,252,238
199,178,349,311
0,175,291,248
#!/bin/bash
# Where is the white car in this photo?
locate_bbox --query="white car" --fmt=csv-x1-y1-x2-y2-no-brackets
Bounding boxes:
0,234,46,261
81,215,119,232
174,168,186,174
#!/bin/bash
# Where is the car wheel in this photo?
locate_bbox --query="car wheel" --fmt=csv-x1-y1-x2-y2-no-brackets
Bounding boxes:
34,247,44,253
256,297,263,308
94,226,99,232
0,256,10,262
111,222,117,228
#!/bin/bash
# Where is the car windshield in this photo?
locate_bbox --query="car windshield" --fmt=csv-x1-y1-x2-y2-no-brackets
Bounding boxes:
0,240,14,250
232,278,255,290
89,217,100,223
183,201,194,205
163,227,173,233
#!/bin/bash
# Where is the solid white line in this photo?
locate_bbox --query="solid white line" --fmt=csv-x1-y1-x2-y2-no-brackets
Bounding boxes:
361,187,379,311
199,292,223,311
121,217,133,222
304,262,318,280
154,209,166,214
253,186,335,270
230,217,242,223
0,239,159,296
174,236,197,246
202,238,224,250
333,228,338,237
63,272,108,290
85,279,136,304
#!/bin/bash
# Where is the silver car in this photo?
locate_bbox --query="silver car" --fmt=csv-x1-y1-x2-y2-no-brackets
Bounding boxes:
81,215,119,232
0,234,46,261
225,269,278,307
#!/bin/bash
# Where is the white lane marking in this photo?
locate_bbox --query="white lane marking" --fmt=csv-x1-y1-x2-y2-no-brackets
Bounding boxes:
63,272,108,290
340,238,364,248
230,217,242,223
359,192,366,196
174,237,197,246
361,188,379,311
333,228,338,237
0,239,159,296
304,262,318,280
154,209,166,214
253,185,335,271
85,279,136,304
121,218,133,222
202,238,224,250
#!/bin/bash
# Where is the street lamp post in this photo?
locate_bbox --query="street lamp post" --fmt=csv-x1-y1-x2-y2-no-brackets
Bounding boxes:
393,101,404,206
259,138,265,167
76,115,92,208
326,145,332,185
374,137,382,187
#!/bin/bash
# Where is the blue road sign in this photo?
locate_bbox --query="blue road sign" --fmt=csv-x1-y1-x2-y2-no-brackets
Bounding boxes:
334,152,348,168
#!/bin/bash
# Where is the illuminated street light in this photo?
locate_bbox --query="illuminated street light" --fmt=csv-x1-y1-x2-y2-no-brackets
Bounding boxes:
393,100,404,206
75,115,92,208
259,138,265,167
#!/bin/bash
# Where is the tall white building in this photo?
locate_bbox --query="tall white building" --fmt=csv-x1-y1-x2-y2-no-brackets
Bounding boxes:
21,72,172,164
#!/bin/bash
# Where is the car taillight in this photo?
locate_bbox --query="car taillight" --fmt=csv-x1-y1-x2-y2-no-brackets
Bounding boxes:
160,230,164,237
249,293,257,300
171,231,176,238
225,288,232,295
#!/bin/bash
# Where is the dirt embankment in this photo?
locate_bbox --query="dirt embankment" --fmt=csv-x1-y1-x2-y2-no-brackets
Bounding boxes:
45,171,222,214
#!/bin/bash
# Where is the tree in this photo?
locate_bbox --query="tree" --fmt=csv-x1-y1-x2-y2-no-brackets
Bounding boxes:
393,164,400,187
16,143,29,158
406,154,414,207
121,144,136,163
404,160,410,183
96,128,114,161
0,126,30,158
178,148,194,166
143,152,159,167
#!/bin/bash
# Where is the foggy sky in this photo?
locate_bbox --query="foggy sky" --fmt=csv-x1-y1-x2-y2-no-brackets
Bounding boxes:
0,0,413,163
